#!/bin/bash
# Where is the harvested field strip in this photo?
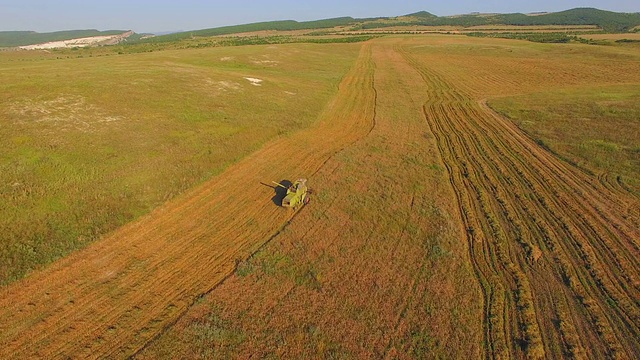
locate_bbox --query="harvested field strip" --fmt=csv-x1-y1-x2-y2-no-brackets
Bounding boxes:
418,42,640,101
0,44,376,358
137,37,482,359
399,45,640,359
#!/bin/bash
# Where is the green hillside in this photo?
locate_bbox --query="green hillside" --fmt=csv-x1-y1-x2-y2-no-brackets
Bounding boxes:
4,8,639,48
141,8,640,44
405,11,438,19
478,8,640,32
143,17,358,43
0,29,127,47
362,8,640,32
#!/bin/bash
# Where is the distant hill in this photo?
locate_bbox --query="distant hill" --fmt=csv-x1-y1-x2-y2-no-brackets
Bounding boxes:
144,17,359,42
449,8,640,32
355,8,640,32
405,11,438,19
0,29,128,47
142,7,640,43
4,8,639,48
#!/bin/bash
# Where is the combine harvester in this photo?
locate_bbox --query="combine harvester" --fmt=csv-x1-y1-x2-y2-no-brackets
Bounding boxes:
272,178,310,208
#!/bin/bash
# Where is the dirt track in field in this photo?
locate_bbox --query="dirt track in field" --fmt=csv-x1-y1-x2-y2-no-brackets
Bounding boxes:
0,45,376,358
397,42,640,358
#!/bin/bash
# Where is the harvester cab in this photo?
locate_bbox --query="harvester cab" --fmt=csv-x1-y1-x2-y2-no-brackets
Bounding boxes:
272,178,310,208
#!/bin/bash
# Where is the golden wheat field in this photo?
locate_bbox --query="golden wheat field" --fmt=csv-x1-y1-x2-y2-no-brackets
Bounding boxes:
1,34,639,359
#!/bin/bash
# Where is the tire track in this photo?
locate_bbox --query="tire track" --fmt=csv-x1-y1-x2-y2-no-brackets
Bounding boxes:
399,43,640,359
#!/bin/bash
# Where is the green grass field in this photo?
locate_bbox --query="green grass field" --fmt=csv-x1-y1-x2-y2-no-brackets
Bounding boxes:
489,85,640,191
0,43,361,284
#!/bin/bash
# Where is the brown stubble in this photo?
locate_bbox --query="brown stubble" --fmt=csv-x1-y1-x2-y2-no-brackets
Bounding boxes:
4,34,638,359
401,35,640,359
139,37,483,358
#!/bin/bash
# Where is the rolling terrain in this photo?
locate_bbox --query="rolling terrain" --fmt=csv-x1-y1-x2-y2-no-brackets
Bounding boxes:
141,36,640,358
0,43,359,285
142,8,640,43
0,43,376,357
0,29,639,360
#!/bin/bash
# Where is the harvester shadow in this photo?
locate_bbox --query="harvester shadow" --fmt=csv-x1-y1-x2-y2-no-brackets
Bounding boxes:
261,179,292,207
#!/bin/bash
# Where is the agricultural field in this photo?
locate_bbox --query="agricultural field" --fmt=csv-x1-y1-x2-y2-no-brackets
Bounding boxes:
140,36,640,358
1,32,639,359
490,85,640,191
0,43,360,284
578,33,640,42
340,24,601,35
463,25,600,32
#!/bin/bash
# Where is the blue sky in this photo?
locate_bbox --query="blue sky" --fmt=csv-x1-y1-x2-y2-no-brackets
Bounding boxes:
0,0,638,33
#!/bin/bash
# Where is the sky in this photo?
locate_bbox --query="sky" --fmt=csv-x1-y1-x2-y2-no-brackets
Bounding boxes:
0,0,638,33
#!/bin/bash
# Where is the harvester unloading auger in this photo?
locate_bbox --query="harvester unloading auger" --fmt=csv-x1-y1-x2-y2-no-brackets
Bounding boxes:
272,178,310,208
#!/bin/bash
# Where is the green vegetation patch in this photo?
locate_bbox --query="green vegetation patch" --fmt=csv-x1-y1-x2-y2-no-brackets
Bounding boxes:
139,8,640,41
186,306,246,357
357,8,640,32
489,85,640,190
141,17,359,43
467,32,594,44
0,42,360,285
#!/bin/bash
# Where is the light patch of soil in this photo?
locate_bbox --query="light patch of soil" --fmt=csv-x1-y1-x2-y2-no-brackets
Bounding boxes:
19,31,134,50
252,60,279,66
6,95,122,132
206,79,241,92
217,81,242,91
244,77,263,86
